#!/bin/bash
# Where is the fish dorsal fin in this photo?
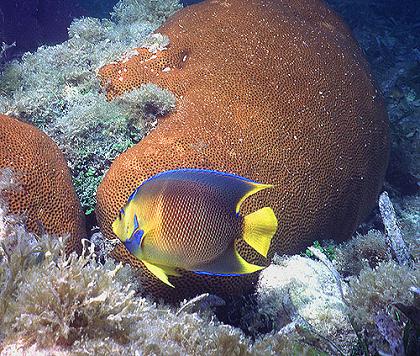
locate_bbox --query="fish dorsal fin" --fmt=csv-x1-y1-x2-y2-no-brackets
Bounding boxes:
193,243,266,276
142,260,181,288
235,182,273,214
243,207,278,258
139,168,272,214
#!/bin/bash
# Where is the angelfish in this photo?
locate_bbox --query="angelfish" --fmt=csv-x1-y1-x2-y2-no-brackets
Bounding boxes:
112,168,278,287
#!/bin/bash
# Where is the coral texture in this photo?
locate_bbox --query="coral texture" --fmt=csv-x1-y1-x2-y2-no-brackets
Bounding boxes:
96,0,390,300
0,115,85,253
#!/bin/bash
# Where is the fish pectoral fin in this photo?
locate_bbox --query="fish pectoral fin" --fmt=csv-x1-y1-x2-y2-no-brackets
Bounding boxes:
193,246,265,277
142,260,177,288
243,207,278,258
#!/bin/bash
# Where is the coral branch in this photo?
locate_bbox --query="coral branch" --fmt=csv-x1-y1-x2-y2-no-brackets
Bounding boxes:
177,293,226,316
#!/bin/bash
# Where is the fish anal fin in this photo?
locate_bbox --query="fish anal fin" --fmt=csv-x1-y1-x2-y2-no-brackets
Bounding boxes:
243,207,278,257
158,264,181,278
193,245,265,277
142,260,177,288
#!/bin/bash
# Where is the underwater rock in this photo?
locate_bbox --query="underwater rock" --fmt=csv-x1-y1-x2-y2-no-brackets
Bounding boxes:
95,0,389,301
0,115,85,253
257,256,351,338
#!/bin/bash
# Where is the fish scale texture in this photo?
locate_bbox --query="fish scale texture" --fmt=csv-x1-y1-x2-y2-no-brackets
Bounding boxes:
95,0,389,301
0,115,85,253
142,180,239,268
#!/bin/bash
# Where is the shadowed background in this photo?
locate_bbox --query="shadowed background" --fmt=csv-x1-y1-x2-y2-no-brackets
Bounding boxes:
1,0,419,62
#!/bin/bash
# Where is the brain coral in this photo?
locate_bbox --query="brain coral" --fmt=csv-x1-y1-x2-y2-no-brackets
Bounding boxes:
95,0,389,301
0,115,85,253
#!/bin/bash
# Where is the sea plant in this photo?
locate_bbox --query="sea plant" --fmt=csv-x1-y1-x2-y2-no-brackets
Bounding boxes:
0,0,181,214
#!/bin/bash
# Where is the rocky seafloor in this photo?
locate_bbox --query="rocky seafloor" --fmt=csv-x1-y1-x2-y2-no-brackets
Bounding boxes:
0,0,419,355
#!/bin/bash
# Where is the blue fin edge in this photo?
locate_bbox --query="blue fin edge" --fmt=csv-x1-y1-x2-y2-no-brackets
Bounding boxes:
193,270,243,277
127,187,140,203
127,168,260,203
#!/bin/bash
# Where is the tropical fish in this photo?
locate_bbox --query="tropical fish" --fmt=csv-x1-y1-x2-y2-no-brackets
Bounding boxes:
112,168,278,287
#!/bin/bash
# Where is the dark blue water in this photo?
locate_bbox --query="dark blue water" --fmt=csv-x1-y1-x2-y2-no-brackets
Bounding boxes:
0,0,201,60
0,0,418,61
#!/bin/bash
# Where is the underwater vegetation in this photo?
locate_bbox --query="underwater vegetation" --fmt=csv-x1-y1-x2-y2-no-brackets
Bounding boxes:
0,0,418,354
0,167,419,354
0,0,180,214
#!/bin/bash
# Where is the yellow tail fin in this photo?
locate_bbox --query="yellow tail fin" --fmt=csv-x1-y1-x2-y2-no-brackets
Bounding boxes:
243,207,278,258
